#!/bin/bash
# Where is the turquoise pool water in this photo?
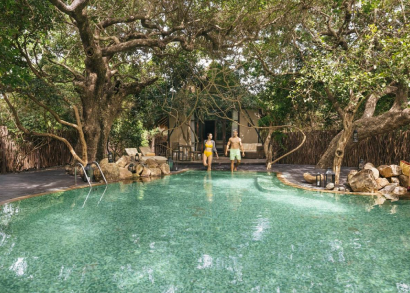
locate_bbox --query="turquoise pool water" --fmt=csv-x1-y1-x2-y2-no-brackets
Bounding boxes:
0,171,409,292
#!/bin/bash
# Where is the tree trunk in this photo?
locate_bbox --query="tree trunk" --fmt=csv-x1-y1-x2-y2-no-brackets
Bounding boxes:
264,127,274,166
333,119,354,185
151,135,156,153
82,102,118,162
317,108,410,168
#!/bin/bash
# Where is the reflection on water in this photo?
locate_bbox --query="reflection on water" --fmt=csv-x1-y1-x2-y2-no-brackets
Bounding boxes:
203,172,213,202
0,171,410,292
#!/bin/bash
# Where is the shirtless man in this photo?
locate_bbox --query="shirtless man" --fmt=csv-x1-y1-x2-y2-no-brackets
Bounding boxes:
225,129,245,172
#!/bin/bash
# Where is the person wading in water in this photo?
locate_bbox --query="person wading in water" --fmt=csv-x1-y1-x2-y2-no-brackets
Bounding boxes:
225,129,245,172
203,133,219,171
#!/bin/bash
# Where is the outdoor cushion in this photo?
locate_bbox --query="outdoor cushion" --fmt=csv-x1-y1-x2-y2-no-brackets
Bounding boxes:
140,156,167,164
125,148,139,157
400,160,410,176
139,146,153,156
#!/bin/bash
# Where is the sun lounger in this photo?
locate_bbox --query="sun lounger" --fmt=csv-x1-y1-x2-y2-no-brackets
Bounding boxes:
125,147,167,164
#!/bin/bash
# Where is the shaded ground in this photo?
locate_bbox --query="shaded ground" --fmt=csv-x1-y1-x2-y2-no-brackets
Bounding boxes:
0,167,88,203
0,163,355,204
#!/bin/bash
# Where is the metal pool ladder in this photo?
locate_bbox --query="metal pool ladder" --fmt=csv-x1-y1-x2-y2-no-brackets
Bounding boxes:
74,162,108,187
75,163,91,187
91,161,108,185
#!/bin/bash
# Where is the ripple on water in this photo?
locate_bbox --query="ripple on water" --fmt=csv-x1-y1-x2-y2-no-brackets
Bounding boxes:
0,171,409,292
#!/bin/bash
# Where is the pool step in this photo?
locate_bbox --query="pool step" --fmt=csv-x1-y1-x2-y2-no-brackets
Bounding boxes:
254,177,285,193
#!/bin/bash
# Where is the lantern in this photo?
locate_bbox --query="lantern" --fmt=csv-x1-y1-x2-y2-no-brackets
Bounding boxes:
358,158,364,170
315,173,322,187
84,163,94,182
128,163,135,173
167,157,174,171
325,168,335,185
353,129,358,143
108,151,114,163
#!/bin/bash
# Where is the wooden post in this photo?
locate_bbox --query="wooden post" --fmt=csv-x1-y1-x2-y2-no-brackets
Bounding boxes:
0,126,7,174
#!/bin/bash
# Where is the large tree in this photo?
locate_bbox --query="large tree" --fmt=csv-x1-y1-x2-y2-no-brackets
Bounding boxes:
247,0,409,182
296,0,410,183
1,0,286,162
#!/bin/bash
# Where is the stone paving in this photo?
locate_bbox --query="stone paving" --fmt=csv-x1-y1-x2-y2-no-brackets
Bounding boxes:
0,163,355,204
0,167,88,203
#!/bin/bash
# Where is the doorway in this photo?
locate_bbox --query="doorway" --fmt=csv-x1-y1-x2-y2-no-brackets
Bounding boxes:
203,120,216,141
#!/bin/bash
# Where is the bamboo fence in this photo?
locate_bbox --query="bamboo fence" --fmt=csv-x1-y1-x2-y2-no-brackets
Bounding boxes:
1,125,409,173
0,126,72,173
273,130,410,167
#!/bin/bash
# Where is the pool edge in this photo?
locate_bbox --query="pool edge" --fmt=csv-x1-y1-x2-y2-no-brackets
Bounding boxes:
0,169,191,207
275,172,381,197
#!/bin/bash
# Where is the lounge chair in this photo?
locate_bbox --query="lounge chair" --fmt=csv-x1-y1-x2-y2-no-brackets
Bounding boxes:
125,147,167,164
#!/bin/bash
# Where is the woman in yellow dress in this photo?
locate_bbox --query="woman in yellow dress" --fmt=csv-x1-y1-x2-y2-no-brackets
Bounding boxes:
203,133,219,171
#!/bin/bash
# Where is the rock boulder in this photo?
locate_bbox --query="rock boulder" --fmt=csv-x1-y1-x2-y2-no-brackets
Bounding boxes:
348,169,378,193
343,183,353,192
94,163,120,182
303,172,323,184
376,178,389,190
390,177,400,184
347,170,358,182
370,168,380,179
145,158,159,168
393,186,407,196
391,165,402,176
119,167,133,180
116,156,131,168
399,175,409,187
135,164,144,175
380,183,398,194
140,166,151,177
150,167,162,177
378,165,402,178
159,163,171,175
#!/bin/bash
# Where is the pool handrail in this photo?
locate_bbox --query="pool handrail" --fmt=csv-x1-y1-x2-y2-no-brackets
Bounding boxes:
91,161,108,185
75,162,91,187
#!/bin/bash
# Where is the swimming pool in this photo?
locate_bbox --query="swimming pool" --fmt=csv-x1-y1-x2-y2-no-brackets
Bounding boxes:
0,171,409,292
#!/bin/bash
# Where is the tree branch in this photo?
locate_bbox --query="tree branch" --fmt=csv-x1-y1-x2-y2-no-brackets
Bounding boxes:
362,85,397,118
47,58,85,81
325,87,345,118
121,77,159,96
2,93,86,165
24,92,80,130
98,14,149,28
48,0,89,13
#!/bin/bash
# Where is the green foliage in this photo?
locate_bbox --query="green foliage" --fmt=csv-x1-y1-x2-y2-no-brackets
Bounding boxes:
109,109,145,156
291,0,410,120
257,76,294,126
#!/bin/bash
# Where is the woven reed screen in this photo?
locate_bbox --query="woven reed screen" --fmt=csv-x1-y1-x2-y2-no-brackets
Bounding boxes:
272,130,410,167
0,126,72,173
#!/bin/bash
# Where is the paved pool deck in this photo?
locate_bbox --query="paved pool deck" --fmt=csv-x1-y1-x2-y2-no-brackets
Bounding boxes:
0,164,355,204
